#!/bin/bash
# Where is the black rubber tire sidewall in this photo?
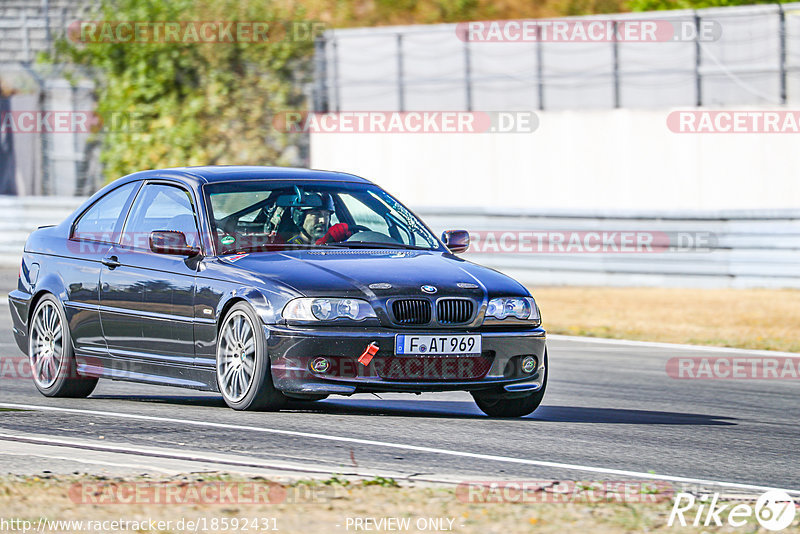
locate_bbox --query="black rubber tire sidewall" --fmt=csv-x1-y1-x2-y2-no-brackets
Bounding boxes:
216,302,287,411
29,294,98,398
472,349,548,418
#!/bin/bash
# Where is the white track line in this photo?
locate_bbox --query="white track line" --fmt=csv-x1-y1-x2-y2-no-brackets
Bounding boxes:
0,450,178,474
1,402,797,496
548,334,800,358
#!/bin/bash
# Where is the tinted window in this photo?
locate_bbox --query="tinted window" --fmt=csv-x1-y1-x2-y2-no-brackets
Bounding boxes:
122,184,199,250
72,182,138,243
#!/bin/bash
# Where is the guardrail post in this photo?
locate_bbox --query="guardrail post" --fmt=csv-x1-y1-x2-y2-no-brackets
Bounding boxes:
313,36,329,112
397,33,405,112
779,4,787,105
537,28,544,111
613,21,620,109
463,28,473,112
332,38,341,112
694,12,702,107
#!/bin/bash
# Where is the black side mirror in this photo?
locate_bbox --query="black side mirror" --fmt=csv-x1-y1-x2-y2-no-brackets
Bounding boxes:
150,231,200,257
441,230,470,254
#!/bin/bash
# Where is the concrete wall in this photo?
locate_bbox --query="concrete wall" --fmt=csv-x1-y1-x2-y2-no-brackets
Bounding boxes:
310,108,800,212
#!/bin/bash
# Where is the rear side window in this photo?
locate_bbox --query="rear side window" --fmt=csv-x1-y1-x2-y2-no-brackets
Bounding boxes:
72,182,138,242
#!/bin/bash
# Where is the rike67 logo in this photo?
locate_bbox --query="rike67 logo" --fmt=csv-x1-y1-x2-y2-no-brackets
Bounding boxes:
669,490,796,531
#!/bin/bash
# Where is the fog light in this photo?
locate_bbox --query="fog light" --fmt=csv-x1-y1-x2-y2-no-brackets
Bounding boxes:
521,355,538,374
310,357,331,373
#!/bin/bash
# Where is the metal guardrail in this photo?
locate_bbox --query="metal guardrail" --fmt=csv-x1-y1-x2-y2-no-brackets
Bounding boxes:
418,207,800,288
0,197,797,288
0,195,84,266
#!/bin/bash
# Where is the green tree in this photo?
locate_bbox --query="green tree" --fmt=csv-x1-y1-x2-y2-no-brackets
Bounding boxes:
48,0,314,182
628,0,789,11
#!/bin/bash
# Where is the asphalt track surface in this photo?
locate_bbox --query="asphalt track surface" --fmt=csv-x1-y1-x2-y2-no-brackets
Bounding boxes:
0,299,797,493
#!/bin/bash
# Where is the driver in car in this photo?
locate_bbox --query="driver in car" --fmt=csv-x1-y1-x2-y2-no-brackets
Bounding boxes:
286,192,353,245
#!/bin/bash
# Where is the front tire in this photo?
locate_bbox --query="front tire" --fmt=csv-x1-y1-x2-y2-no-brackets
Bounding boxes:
472,351,547,418
29,294,98,398
216,302,287,411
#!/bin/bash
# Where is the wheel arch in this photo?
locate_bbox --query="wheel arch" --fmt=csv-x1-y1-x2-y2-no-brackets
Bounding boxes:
215,287,279,332
27,273,69,325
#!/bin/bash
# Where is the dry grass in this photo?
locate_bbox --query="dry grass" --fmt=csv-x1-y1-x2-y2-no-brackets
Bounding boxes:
1,474,794,534
531,287,800,352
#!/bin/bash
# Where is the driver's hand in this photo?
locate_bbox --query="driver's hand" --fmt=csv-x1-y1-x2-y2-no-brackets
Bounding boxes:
316,223,352,245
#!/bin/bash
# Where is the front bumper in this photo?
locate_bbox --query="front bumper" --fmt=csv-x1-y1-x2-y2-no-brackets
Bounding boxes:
266,325,546,396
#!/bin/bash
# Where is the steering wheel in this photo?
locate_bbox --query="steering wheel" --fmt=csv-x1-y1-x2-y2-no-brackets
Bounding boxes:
349,224,371,234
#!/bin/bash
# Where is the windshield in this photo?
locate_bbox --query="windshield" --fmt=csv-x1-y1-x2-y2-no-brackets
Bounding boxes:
204,180,441,255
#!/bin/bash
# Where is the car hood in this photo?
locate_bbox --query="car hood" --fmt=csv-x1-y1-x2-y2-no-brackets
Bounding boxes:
218,249,529,300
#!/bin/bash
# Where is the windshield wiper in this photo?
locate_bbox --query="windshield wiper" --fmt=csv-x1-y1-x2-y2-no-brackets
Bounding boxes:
324,241,431,251
220,243,318,254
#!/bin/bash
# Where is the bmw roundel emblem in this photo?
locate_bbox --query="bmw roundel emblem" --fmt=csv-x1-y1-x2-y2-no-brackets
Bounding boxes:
421,285,437,294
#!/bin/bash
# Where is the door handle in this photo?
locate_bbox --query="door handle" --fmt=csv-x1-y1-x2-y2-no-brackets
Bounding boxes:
101,255,121,269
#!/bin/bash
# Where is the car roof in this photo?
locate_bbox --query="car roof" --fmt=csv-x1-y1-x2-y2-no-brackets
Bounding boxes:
122,166,372,186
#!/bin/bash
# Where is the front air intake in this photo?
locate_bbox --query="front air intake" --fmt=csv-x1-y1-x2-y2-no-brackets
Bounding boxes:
391,299,432,325
436,298,474,324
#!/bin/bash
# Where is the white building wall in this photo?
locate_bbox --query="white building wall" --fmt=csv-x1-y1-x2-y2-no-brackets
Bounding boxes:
311,108,800,212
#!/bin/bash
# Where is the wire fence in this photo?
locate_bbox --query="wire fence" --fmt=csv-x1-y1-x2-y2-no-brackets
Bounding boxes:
0,0,101,196
313,3,800,112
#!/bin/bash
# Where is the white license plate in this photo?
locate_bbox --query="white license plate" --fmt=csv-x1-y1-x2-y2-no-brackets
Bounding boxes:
394,334,481,355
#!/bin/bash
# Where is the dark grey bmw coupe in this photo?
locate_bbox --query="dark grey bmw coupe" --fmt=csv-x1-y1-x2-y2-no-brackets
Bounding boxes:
9,166,547,417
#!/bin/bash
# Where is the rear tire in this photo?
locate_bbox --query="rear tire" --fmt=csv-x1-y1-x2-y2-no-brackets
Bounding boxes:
29,294,98,398
472,351,547,418
216,302,287,411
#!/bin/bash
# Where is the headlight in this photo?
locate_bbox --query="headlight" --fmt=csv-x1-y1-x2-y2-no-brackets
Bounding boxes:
282,298,376,322
485,297,540,323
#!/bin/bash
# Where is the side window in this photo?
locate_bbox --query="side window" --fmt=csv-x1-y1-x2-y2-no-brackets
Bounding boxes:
122,184,199,250
72,182,138,243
